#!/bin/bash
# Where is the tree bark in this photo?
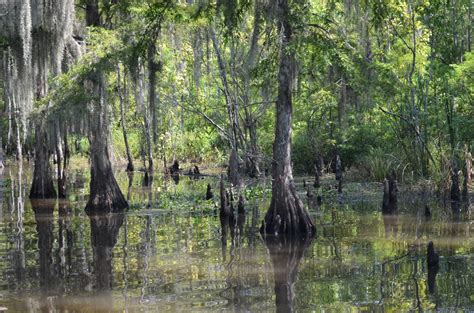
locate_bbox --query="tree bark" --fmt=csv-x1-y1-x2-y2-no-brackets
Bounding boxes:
0,137,4,168
261,0,315,237
116,65,134,172
465,145,472,184
85,74,128,213
210,28,241,151
136,62,153,173
30,124,56,199
220,174,230,217
451,160,461,202
84,1,127,213
228,148,241,186
147,43,159,145
55,122,67,198
313,170,320,188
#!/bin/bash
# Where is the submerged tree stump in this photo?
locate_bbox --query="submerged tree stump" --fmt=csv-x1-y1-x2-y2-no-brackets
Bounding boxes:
206,183,213,200
219,174,230,217
382,171,398,213
237,194,246,236
142,171,153,187
169,160,180,175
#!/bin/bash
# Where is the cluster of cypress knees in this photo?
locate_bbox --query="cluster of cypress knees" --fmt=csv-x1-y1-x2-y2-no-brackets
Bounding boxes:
199,154,460,277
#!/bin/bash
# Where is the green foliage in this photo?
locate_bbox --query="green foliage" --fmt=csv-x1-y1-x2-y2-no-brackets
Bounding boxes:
1,0,472,185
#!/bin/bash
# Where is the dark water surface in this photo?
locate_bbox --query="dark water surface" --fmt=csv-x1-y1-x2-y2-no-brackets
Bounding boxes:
0,166,473,312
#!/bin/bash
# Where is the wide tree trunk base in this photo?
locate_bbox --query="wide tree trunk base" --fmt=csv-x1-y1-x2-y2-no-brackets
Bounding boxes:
30,182,57,199
260,181,315,237
85,179,128,214
30,127,57,199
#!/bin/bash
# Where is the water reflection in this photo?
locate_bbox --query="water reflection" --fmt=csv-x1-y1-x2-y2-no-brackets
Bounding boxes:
427,242,439,295
89,212,124,290
0,169,473,311
264,235,313,313
58,200,73,279
127,171,134,200
382,212,399,238
32,200,56,290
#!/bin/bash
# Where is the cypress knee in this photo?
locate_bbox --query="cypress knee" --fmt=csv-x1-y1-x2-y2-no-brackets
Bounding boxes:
382,171,398,213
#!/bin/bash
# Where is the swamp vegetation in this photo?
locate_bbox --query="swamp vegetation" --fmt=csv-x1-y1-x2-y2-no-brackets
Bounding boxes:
0,0,473,311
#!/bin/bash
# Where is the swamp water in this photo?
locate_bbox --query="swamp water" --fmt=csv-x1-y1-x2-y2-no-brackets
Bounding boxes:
0,167,473,312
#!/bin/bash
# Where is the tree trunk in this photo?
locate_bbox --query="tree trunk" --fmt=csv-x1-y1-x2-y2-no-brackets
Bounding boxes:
261,0,315,237
451,160,461,202
220,174,230,217
0,137,4,168
313,161,320,188
55,123,67,198
210,28,241,151
244,114,261,178
85,74,128,213
338,75,347,127
147,43,159,145
228,148,241,186
117,65,134,172
136,62,153,173
30,124,56,199
465,145,472,184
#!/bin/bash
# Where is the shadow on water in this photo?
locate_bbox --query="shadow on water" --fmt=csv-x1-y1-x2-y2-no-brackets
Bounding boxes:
263,235,314,313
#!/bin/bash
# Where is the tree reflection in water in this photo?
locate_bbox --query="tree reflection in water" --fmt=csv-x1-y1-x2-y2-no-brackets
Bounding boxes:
89,212,124,290
32,199,57,312
32,200,56,290
264,235,314,313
